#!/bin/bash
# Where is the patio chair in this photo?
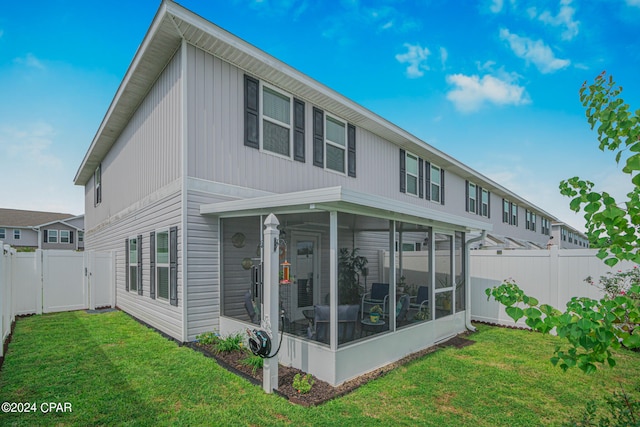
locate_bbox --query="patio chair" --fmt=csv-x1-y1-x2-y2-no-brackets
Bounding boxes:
314,304,360,344
409,286,429,314
244,291,260,324
361,283,389,319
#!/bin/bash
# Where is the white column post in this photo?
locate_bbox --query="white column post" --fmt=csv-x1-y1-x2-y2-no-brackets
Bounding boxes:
329,211,338,351
262,213,280,393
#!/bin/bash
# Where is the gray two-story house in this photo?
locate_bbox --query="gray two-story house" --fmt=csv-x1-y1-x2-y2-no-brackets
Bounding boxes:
0,208,84,251
74,1,563,386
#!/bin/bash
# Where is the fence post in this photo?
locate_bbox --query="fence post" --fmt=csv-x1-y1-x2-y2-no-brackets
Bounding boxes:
548,246,560,309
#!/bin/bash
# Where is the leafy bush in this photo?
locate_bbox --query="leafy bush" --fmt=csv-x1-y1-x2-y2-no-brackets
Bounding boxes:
564,385,640,427
195,331,220,346
215,333,244,353
292,373,315,394
241,354,264,375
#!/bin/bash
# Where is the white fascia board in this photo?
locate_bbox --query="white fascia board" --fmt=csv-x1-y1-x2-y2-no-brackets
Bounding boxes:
200,186,492,231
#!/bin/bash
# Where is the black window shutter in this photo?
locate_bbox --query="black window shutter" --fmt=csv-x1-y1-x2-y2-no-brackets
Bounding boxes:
418,158,424,198
170,226,178,306
425,162,431,200
312,107,324,167
70,231,74,244
293,98,305,162
244,75,259,149
465,181,469,212
476,186,482,216
488,191,491,218
125,238,129,292
347,124,356,177
399,149,406,193
44,229,48,243
137,234,143,295
510,202,514,225
150,231,156,300
440,169,445,205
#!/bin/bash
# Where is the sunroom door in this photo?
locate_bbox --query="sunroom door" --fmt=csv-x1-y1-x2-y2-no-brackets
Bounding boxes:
291,232,320,320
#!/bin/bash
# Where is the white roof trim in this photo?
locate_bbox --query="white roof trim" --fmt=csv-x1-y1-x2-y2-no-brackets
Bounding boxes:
200,186,492,231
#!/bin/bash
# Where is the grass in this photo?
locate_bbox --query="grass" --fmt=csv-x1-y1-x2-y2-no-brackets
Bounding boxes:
1,311,639,426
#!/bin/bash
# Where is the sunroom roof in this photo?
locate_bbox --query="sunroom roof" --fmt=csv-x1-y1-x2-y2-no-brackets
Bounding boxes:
200,186,492,232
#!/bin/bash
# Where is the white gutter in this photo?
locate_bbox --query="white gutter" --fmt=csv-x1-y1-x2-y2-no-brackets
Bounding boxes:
465,230,486,332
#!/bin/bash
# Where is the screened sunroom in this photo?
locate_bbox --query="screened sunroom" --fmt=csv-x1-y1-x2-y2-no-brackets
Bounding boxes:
201,187,489,386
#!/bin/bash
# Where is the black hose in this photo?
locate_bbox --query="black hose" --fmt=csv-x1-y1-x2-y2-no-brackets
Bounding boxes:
263,311,286,359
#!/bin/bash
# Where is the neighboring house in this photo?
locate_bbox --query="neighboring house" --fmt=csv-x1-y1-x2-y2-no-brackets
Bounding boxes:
0,209,85,251
73,1,576,386
551,221,589,249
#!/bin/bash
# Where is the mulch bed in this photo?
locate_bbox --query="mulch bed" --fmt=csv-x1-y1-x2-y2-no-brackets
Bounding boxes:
189,332,475,407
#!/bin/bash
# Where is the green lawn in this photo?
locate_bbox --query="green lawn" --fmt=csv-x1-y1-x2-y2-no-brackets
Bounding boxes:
1,311,639,426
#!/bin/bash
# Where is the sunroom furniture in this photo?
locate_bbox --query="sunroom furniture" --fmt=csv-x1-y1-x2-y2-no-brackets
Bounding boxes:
361,282,389,319
314,304,360,344
409,286,430,316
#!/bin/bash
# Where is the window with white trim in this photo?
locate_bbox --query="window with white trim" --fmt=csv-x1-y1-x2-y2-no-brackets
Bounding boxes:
325,115,347,173
481,189,489,217
156,230,170,301
60,230,70,244
526,210,536,231
14,229,20,240
468,182,477,213
0,228,5,239
541,218,550,235
47,229,58,243
95,164,102,206
128,237,138,292
405,152,419,195
430,164,442,203
503,199,510,223
511,203,518,226
262,84,292,157
78,231,84,242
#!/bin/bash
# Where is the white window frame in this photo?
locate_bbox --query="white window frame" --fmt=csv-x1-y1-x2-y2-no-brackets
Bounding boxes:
155,229,170,302
60,230,70,244
481,189,489,217
430,164,441,203
405,152,419,196
47,229,58,243
0,228,5,239
78,231,84,242
95,164,102,206
128,236,138,293
511,203,518,226
324,113,347,174
468,182,477,213
260,82,293,159
14,229,21,240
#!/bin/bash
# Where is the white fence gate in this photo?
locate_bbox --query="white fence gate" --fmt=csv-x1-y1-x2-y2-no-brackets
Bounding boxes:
0,246,114,358
470,247,637,327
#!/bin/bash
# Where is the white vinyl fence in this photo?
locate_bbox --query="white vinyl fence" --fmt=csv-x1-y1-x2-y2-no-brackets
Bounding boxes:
471,247,637,327
0,244,114,358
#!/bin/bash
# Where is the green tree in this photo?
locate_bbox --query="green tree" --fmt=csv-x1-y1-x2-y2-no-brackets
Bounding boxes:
487,72,640,373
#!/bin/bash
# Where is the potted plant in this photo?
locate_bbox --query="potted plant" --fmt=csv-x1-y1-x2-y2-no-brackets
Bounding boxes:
369,305,383,323
338,248,368,305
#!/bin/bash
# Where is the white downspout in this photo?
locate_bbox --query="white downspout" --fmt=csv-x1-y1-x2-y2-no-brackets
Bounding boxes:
465,230,486,332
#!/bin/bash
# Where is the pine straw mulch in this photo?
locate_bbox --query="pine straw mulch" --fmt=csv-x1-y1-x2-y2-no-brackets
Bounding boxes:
188,332,475,407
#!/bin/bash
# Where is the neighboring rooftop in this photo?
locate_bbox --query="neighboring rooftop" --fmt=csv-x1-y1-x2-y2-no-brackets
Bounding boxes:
0,208,75,228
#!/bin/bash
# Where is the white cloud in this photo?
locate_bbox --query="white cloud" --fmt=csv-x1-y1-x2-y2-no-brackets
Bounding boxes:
489,0,504,13
439,47,448,70
627,0,640,7
14,53,45,70
446,73,530,113
395,43,431,78
499,28,570,73
534,0,580,40
1,122,61,167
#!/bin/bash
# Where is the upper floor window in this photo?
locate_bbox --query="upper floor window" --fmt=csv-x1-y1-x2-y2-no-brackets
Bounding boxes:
541,218,550,235
511,203,518,226
95,164,102,206
467,182,477,213
429,164,442,203
325,115,347,173
14,229,21,240
262,85,292,157
0,228,5,239
502,199,518,226
481,189,489,217
503,199,510,223
562,228,567,241
405,152,419,196
526,210,536,231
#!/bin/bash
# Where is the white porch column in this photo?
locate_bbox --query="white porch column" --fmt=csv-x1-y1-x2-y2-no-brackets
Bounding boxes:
329,211,338,351
388,221,396,328
263,213,280,393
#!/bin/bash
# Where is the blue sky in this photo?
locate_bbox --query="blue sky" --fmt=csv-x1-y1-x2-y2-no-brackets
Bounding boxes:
1,0,639,231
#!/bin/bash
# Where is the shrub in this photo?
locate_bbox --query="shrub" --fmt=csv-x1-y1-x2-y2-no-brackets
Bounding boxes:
241,354,264,375
215,333,244,353
292,373,315,394
564,385,640,427
195,331,220,346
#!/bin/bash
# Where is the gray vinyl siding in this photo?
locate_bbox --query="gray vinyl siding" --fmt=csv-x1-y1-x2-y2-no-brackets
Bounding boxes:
85,188,183,340
87,49,182,231
0,228,37,247
41,223,78,250
185,190,225,340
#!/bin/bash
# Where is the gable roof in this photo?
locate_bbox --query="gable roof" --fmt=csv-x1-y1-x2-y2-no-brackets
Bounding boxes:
0,208,75,228
74,0,557,221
